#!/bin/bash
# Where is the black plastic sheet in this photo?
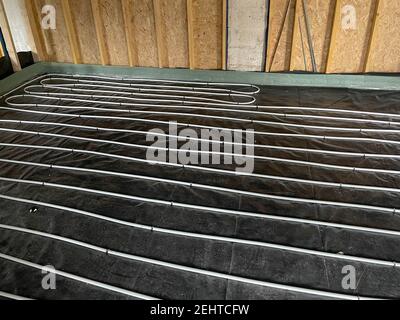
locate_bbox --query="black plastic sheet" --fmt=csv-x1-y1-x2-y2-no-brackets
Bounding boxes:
0,74,400,300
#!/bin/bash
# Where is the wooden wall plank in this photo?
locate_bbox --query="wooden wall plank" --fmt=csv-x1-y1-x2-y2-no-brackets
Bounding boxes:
365,0,400,72
266,0,296,72
157,0,189,68
132,0,158,67
153,0,167,67
325,0,340,72
290,0,300,70
91,0,109,65
222,0,227,70
34,0,73,63
20,0,399,74
120,0,158,67
326,0,376,73
96,0,129,66
363,0,379,72
90,0,130,66
188,0,223,70
187,0,195,69
290,0,336,73
121,0,136,66
0,0,22,71
68,0,100,65
61,0,81,64
25,0,47,61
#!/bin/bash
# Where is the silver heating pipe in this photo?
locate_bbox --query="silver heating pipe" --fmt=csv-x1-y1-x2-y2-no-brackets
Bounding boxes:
0,291,33,301
0,176,398,225
10,93,400,134
0,192,399,242
1,116,400,159
0,252,158,300
0,127,399,175
0,228,384,300
0,156,399,197
20,86,400,128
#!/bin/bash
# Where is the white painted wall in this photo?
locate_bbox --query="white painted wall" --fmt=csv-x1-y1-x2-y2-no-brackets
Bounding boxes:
3,0,35,54
227,0,268,71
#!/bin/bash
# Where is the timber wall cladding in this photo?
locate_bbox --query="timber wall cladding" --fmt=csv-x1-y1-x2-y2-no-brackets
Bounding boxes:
327,0,377,73
266,0,296,72
33,0,72,63
24,0,224,69
267,0,400,74
17,0,400,73
366,0,400,72
188,0,224,69
266,0,336,73
290,0,336,73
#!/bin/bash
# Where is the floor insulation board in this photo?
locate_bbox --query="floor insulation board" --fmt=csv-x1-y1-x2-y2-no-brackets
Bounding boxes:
0,72,400,300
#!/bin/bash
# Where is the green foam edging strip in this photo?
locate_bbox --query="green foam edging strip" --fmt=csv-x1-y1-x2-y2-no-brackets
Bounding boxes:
1,62,400,96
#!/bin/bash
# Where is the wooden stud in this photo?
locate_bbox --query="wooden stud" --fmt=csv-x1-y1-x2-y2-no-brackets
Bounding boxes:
288,0,336,73
265,0,296,72
186,0,195,69
266,0,293,72
185,0,223,70
91,0,110,65
62,0,82,64
323,0,338,74
289,0,299,71
0,0,21,71
152,0,189,68
222,0,227,70
121,0,136,67
325,0,340,73
364,0,380,73
153,0,168,68
24,0,47,61
289,0,298,71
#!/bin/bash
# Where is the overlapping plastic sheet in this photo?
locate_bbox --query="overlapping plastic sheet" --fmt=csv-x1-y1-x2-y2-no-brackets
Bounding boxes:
0,73,400,300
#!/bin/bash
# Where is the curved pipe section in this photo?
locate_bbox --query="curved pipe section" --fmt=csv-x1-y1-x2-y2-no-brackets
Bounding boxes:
23,84,400,128
7,94,400,134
